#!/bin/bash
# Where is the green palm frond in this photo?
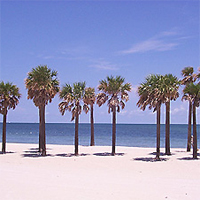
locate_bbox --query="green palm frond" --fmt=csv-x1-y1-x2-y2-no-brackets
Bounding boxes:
83,87,96,105
181,66,196,85
137,74,166,112
163,74,180,102
59,82,87,121
25,65,59,107
83,104,89,114
97,75,131,113
96,93,108,107
0,81,21,115
183,83,200,106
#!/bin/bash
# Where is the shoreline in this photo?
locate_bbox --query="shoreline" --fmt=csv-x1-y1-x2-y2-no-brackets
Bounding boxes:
1,143,200,200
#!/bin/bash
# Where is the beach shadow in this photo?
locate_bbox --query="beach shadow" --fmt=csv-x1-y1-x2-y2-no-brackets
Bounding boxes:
22,153,53,158
55,153,89,157
133,157,168,162
29,147,39,151
93,152,125,157
22,147,54,157
22,148,54,158
177,152,200,160
148,152,174,156
0,151,15,155
24,150,39,154
177,157,199,161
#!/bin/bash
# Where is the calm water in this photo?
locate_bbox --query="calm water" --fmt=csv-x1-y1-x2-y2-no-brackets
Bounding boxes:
0,123,199,148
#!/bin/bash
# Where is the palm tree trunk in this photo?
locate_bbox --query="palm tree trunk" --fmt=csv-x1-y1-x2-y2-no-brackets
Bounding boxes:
2,114,7,153
90,104,95,146
165,101,171,155
41,104,46,156
193,104,197,159
187,100,192,152
75,112,79,156
39,107,42,152
112,106,116,156
156,104,161,160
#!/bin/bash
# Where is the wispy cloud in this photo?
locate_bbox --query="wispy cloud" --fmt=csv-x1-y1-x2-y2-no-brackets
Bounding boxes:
89,60,119,71
171,104,187,115
121,39,178,54
43,55,54,60
128,85,139,100
120,29,181,54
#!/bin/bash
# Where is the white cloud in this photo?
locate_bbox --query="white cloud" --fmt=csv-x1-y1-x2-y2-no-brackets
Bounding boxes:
121,39,178,54
120,29,181,54
89,60,119,71
171,104,187,115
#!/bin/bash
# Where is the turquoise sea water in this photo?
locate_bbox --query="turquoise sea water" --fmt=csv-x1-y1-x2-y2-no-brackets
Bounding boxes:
0,123,199,148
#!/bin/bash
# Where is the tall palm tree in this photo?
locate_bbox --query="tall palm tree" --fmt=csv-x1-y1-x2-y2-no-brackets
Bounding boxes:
0,81,21,153
59,82,88,156
25,65,59,156
137,74,164,160
183,83,200,159
83,87,96,146
163,74,180,155
181,66,195,152
96,76,131,156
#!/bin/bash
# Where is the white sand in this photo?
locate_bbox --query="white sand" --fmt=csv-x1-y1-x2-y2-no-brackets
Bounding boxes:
0,143,200,200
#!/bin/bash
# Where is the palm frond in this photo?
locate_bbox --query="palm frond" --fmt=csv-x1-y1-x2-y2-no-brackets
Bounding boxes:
97,76,131,113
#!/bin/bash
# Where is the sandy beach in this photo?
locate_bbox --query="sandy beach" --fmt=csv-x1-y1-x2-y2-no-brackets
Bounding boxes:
0,143,200,200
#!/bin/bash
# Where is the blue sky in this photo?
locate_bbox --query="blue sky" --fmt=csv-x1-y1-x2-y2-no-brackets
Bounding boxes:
0,0,199,124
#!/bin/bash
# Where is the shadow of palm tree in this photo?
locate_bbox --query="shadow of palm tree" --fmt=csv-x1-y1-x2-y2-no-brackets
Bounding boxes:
133,157,168,162
21,147,54,157
177,152,200,160
148,152,174,156
93,152,125,156
0,151,15,155
55,153,89,157
24,150,39,154
29,147,39,151
22,153,53,158
177,157,199,161
22,148,54,158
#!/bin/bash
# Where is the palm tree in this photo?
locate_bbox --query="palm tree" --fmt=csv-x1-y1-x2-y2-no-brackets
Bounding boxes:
163,74,180,155
96,76,131,156
0,81,21,153
137,74,164,160
183,83,200,159
59,82,88,156
83,87,96,146
25,65,59,156
181,67,195,152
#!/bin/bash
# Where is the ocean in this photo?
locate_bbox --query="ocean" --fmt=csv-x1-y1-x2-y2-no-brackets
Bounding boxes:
0,123,199,148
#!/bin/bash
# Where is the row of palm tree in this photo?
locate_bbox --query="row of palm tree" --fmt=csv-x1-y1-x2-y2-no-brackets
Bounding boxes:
137,68,200,160
181,67,200,159
0,65,199,159
137,74,180,160
58,76,131,156
24,66,132,156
